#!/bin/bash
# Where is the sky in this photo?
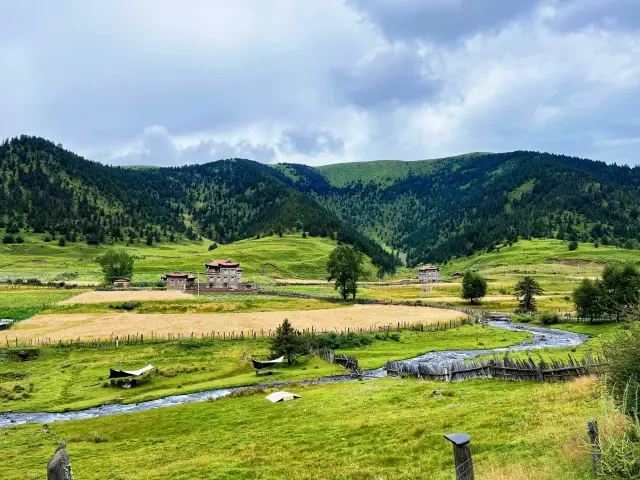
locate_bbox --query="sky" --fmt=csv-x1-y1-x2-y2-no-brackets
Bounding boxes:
2,0,640,167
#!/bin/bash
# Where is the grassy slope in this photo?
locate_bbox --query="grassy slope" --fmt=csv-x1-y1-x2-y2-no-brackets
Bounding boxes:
315,153,488,187
0,377,599,479
0,234,377,283
0,324,529,413
0,287,88,321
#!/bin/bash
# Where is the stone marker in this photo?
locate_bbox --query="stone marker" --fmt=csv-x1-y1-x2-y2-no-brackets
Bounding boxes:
47,440,73,480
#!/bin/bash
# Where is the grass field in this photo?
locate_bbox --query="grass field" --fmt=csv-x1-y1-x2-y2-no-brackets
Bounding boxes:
7,304,466,343
0,234,378,284
0,287,87,321
0,376,602,479
1,323,527,413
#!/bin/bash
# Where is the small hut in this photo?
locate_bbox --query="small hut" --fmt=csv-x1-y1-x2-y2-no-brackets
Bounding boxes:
112,278,132,289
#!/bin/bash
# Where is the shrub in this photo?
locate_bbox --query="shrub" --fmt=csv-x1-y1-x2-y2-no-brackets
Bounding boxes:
108,301,142,311
2,235,14,244
604,324,640,415
58,237,66,247
512,314,534,323
539,312,560,325
43,236,52,242
15,236,24,244
568,240,578,251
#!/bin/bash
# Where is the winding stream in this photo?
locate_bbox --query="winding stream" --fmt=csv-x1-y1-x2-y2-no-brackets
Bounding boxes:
0,321,589,429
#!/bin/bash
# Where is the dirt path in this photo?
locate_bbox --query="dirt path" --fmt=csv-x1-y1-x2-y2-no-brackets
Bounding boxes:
9,305,465,341
59,290,195,304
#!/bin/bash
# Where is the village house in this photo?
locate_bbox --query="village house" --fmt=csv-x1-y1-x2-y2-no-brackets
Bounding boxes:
112,278,132,289
451,272,463,280
418,265,440,283
161,272,196,291
204,259,243,289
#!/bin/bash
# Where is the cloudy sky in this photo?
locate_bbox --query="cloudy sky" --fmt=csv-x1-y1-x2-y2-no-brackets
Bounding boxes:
2,0,640,166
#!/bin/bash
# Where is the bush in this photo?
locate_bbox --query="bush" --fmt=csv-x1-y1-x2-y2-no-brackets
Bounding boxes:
539,312,560,325
58,237,66,247
108,301,142,311
604,324,640,415
568,240,578,251
43,236,52,242
2,235,14,244
512,314,534,323
15,236,24,244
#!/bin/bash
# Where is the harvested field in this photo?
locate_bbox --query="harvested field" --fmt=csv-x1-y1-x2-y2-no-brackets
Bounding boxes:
8,305,465,342
59,290,195,304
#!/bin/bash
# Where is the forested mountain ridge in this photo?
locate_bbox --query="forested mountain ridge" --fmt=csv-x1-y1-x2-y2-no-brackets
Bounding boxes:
0,136,398,272
3,136,640,269
273,151,640,266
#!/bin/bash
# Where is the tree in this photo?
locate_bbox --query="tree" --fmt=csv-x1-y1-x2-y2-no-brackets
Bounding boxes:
327,245,364,300
514,276,544,312
573,279,604,321
146,234,153,246
461,271,487,304
568,240,578,251
208,243,218,251
58,237,66,247
601,262,640,320
270,318,301,365
97,249,134,284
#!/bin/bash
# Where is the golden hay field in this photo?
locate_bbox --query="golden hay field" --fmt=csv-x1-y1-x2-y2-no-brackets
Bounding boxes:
8,305,465,342
58,290,194,304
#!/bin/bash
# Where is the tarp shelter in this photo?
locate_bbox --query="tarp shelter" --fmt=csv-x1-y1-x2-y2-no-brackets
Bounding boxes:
252,356,284,374
265,391,301,403
109,364,154,379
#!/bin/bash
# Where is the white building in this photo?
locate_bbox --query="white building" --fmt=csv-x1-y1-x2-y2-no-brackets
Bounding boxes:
418,265,440,283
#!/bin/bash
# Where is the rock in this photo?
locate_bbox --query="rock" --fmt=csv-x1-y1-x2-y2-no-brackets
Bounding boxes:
47,440,73,480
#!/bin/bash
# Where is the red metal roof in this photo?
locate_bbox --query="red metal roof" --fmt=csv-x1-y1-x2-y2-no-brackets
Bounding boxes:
205,259,240,268
418,265,439,271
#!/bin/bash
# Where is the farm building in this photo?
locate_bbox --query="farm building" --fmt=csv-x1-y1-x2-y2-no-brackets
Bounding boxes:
112,278,132,288
161,272,196,291
418,265,440,283
451,272,463,280
204,259,243,289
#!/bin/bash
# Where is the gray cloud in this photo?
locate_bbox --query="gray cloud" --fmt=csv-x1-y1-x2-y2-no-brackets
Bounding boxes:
109,126,276,165
547,0,640,32
279,128,345,155
330,45,441,108
346,0,539,43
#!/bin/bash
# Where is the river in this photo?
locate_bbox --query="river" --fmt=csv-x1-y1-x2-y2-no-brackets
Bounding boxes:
0,321,589,429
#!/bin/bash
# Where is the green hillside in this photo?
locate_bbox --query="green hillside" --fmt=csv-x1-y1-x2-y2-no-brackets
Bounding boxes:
315,153,488,187
0,233,377,283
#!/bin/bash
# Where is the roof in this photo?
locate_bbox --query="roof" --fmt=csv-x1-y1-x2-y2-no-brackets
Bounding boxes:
109,364,154,378
252,356,284,369
205,259,240,268
418,265,439,271
265,391,301,403
112,278,131,282
163,272,196,279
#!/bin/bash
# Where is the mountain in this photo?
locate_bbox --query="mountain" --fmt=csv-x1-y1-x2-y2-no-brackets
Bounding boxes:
3,136,640,269
0,136,398,272
272,151,640,265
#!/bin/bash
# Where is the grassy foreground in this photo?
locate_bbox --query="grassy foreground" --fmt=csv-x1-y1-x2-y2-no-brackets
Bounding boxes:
0,377,600,479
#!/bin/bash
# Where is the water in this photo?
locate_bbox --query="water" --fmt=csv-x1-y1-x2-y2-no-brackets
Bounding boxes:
0,321,589,429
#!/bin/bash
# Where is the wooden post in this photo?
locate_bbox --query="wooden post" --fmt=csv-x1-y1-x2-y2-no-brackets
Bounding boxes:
444,433,474,480
47,440,73,480
587,420,601,475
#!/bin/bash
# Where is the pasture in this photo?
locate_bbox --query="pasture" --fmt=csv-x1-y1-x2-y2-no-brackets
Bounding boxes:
0,376,602,479
7,304,466,343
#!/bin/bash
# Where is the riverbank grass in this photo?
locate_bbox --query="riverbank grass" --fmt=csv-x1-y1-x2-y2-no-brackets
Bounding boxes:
0,376,601,479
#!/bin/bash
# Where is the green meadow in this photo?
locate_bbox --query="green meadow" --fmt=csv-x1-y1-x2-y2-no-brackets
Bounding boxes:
0,287,88,321
0,233,378,284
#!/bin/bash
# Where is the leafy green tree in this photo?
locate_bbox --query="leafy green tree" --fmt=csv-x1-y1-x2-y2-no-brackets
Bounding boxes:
601,262,640,320
270,318,301,365
58,237,66,247
604,323,640,415
568,240,578,251
461,271,488,304
97,249,134,284
573,279,604,321
514,276,544,312
327,245,364,300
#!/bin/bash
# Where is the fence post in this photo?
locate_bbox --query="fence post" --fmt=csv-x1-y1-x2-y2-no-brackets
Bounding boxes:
586,420,601,475
47,440,73,480
444,433,474,480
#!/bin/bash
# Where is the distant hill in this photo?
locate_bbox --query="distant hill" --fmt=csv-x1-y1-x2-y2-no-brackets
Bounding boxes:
0,136,398,272
273,151,640,266
2,136,640,268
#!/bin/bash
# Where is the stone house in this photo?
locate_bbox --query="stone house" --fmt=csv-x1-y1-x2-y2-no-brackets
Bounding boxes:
204,259,243,289
112,278,132,289
418,265,440,283
162,272,196,291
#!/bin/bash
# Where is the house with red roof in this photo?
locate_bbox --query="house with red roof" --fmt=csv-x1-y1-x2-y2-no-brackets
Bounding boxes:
204,259,243,289
161,271,196,291
418,265,440,283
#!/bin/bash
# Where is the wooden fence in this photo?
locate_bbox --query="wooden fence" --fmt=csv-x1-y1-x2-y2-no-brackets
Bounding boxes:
313,347,361,375
386,353,603,383
3,316,476,349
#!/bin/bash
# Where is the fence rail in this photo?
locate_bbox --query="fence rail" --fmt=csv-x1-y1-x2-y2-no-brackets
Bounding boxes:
386,353,602,383
313,347,361,375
